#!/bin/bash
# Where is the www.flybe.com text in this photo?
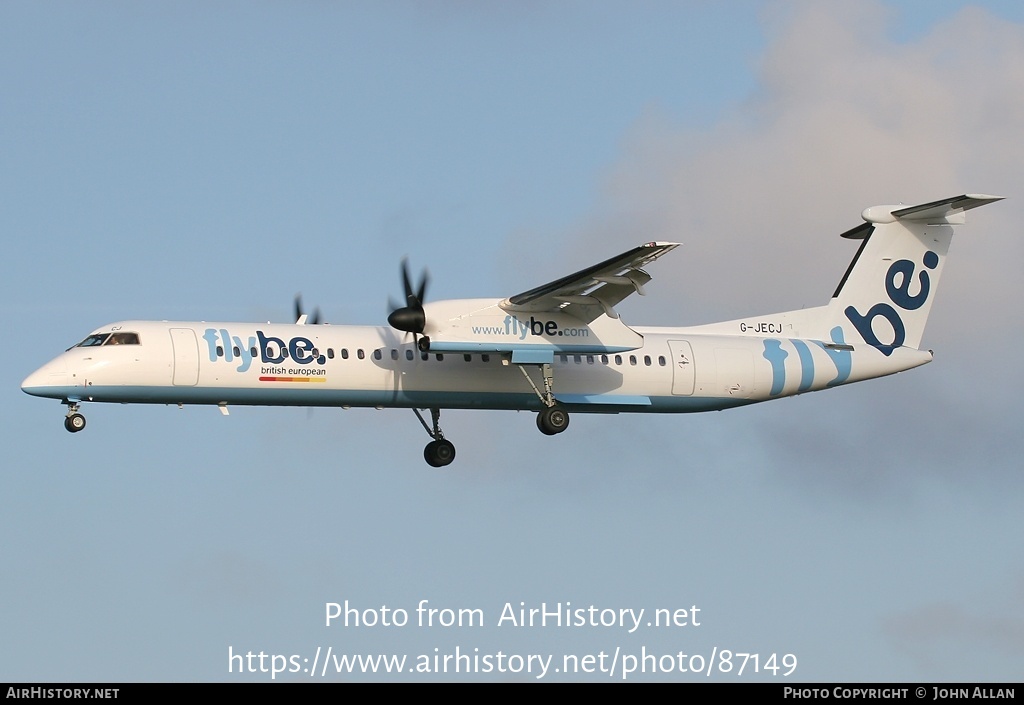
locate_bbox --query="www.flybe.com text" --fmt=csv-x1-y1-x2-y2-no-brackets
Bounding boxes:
470,315,590,339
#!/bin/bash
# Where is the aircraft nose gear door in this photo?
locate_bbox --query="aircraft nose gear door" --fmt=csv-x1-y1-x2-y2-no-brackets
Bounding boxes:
668,340,695,395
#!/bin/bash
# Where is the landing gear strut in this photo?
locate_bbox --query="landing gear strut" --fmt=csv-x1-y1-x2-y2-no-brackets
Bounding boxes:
413,407,455,468
63,402,86,433
517,362,570,436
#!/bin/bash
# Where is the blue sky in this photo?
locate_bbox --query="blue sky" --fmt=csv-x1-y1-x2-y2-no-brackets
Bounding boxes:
2,1,1022,682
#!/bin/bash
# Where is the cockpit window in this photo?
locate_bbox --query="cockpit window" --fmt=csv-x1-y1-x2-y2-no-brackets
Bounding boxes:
75,333,111,347
107,332,140,345
73,332,140,348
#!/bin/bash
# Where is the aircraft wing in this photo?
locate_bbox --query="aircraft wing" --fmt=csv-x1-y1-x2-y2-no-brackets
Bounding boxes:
500,241,679,323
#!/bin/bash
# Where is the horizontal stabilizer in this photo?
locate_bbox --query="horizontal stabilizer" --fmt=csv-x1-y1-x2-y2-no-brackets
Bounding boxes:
859,193,1003,227
842,194,1002,239
891,194,1004,221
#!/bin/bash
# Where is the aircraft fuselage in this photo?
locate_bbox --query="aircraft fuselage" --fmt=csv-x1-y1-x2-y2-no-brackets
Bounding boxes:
22,317,931,414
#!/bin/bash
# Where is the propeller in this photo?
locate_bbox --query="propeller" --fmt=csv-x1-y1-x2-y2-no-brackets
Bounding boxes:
294,294,322,325
387,259,430,348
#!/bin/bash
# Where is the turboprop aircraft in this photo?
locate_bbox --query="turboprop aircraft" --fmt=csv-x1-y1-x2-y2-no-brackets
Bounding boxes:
21,194,1001,467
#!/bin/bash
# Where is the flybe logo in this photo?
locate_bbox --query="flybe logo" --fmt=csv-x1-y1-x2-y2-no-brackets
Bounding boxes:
202,329,326,373
845,251,938,356
763,327,853,396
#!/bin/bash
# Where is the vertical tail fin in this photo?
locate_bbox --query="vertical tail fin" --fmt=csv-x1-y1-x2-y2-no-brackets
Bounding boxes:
825,194,1002,353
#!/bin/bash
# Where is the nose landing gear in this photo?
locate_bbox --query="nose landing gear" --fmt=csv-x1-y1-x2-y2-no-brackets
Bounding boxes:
63,403,86,433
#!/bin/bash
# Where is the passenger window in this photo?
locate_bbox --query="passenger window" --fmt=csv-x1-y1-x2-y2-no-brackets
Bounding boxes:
574,355,582,364
435,354,444,361
659,356,666,366
233,346,240,357
250,346,258,357
482,354,490,362
391,349,398,361
328,349,335,360
586,355,594,364
341,349,349,360
216,345,224,357
600,355,609,364
406,349,414,360
615,355,622,365
358,349,365,360
644,355,651,366
373,349,382,360
629,355,637,366
464,354,471,362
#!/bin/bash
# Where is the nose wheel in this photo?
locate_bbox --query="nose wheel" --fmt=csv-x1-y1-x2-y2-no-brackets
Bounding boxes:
63,403,86,433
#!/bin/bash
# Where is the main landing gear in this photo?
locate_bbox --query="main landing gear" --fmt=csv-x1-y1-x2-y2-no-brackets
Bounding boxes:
413,407,456,468
518,362,570,437
63,402,86,433
411,361,570,468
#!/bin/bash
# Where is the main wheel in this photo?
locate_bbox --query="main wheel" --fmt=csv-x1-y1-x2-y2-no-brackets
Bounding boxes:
537,406,569,435
424,439,456,467
64,413,86,433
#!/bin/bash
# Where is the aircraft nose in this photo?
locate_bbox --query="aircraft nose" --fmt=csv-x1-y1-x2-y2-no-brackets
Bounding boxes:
21,357,68,397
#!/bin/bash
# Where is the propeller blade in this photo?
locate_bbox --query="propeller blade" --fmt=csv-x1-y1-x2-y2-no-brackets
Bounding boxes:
294,294,324,325
416,270,429,307
401,258,415,303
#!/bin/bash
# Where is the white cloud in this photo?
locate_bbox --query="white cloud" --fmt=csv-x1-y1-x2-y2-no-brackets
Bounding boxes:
590,2,1023,325
553,1,1024,490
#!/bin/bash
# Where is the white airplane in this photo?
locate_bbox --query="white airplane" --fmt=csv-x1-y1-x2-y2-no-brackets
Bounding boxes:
22,194,1001,466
